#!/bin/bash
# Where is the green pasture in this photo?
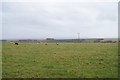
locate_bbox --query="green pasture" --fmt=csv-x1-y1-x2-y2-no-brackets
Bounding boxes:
2,42,118,78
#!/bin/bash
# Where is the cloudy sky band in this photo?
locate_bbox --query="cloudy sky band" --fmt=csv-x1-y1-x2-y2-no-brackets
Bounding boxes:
1,1,118,39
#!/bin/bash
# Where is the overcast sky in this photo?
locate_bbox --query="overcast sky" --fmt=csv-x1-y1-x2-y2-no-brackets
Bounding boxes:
1,0,118,39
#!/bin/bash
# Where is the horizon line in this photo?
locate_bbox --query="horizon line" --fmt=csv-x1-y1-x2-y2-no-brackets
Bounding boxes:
0,37,118,40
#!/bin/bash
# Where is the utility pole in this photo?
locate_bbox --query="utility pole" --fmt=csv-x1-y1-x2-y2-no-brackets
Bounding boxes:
78,33,80,42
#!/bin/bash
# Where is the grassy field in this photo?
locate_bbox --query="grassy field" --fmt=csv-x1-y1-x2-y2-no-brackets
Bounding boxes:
2,42,118,78
0,42,2,79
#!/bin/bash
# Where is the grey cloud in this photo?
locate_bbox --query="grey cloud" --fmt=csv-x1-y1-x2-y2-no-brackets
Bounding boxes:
2,2,118,39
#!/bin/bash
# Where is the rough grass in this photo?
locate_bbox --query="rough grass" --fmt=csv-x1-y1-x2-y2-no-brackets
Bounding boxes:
0,42,2,79
2,42,118,78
